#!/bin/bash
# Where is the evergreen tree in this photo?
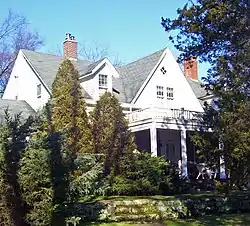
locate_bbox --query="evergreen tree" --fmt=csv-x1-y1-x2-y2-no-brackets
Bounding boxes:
18,110,56,225
51,59,93,155
0,111,33,225
51,60,105,217
19,104,70,226
91,92,136,176
18,132,54,225
161,0,250,187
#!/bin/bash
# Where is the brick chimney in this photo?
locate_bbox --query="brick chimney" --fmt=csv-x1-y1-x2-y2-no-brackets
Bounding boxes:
63,33,78,59
184,57,198,80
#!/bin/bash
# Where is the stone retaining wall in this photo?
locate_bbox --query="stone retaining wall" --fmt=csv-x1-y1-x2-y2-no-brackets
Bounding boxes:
70,193,250,223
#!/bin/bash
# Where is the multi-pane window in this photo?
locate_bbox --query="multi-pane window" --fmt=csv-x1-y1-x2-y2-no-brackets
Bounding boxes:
37,84,41,98
166,87,174,99
99,74,108,88
156,86,164,99
161,66,167,75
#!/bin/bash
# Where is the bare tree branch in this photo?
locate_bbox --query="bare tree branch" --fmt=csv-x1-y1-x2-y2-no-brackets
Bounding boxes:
0,9,44,94
50,40,124,67
78,41,109,62
111,53,124,67
47,44,63,56
78,41,124,66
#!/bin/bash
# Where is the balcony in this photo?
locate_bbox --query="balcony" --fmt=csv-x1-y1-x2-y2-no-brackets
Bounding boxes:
127,107,203,124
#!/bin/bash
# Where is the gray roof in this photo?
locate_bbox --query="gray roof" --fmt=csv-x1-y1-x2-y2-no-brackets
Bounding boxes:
22,49,93,99
186,77,211,106
0,99,35,124
21,48,207,105
85,58,105,74
186,78,208,99
116,48,166,102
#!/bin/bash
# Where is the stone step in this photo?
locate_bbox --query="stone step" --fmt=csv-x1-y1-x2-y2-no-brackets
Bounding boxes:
114,213,160,222
115,205,158,214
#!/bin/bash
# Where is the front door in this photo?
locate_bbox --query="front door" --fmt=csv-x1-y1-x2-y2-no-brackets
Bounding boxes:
160,143,176,163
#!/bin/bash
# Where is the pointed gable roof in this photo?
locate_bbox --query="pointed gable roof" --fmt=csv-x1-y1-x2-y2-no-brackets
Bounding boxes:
21,49,93,98
117,48,166,102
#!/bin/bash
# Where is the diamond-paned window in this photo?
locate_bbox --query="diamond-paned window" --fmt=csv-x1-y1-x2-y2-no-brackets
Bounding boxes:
161,66,167,75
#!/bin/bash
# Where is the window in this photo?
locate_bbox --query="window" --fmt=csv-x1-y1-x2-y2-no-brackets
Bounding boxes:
166,87,174,99
37,84,41,98
99,74,108,88
161,66,167,75
156,86,164,99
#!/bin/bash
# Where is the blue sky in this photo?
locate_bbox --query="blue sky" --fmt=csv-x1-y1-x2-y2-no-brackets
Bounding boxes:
1,0,209,79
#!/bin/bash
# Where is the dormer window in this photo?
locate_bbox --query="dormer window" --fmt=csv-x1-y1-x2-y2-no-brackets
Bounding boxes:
37,84,41,98
161,66,167,75
99,74,108,89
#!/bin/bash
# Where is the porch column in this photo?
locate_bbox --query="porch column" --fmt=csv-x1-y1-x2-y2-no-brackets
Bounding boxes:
150,123,157,156
180,129,188,178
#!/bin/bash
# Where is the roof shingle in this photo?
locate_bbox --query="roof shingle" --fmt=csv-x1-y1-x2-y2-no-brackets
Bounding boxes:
0,99,35,124
22,49,93,99
116,48,166,102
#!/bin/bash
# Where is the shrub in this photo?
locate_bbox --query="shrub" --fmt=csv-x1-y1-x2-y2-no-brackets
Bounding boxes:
107,152,182,196
215,180,230,194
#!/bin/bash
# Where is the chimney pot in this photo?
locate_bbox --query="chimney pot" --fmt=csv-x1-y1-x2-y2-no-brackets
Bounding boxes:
63,33,78,59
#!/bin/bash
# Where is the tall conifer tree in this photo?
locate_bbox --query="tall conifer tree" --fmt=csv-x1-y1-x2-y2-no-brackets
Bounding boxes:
91,92,136,176
51,59,93,155
161,0,250,187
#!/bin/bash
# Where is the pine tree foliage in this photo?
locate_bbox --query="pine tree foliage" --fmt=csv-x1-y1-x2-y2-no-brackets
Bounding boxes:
91,92,136,176
162,0,250,187
0,110,33,225
0,125,13,225
18,119,54,226
51,59,93,155
51,61,106,210
161,0,249,63
69,154,105,200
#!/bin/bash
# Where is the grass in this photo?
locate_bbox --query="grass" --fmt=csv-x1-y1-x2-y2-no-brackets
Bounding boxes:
86,213,250,226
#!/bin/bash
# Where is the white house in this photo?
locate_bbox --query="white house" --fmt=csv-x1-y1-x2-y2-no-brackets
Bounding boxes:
2,33,213,178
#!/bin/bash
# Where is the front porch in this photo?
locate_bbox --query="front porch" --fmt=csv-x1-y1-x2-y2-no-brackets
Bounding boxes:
127,107,225,180
133,128,202,179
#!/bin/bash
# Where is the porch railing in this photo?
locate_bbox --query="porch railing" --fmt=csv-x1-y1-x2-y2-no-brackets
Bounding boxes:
127,107,203,123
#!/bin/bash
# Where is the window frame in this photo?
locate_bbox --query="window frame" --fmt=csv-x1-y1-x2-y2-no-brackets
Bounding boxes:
99,74,108,89
37,84,41,98
160,66,167,75
166,87,174,100
156,85,164,99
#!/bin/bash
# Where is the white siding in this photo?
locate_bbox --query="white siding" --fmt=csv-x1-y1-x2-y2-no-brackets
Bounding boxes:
135,49,204,112
80,74,96,99
2,51,50,111
80,62,115,101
